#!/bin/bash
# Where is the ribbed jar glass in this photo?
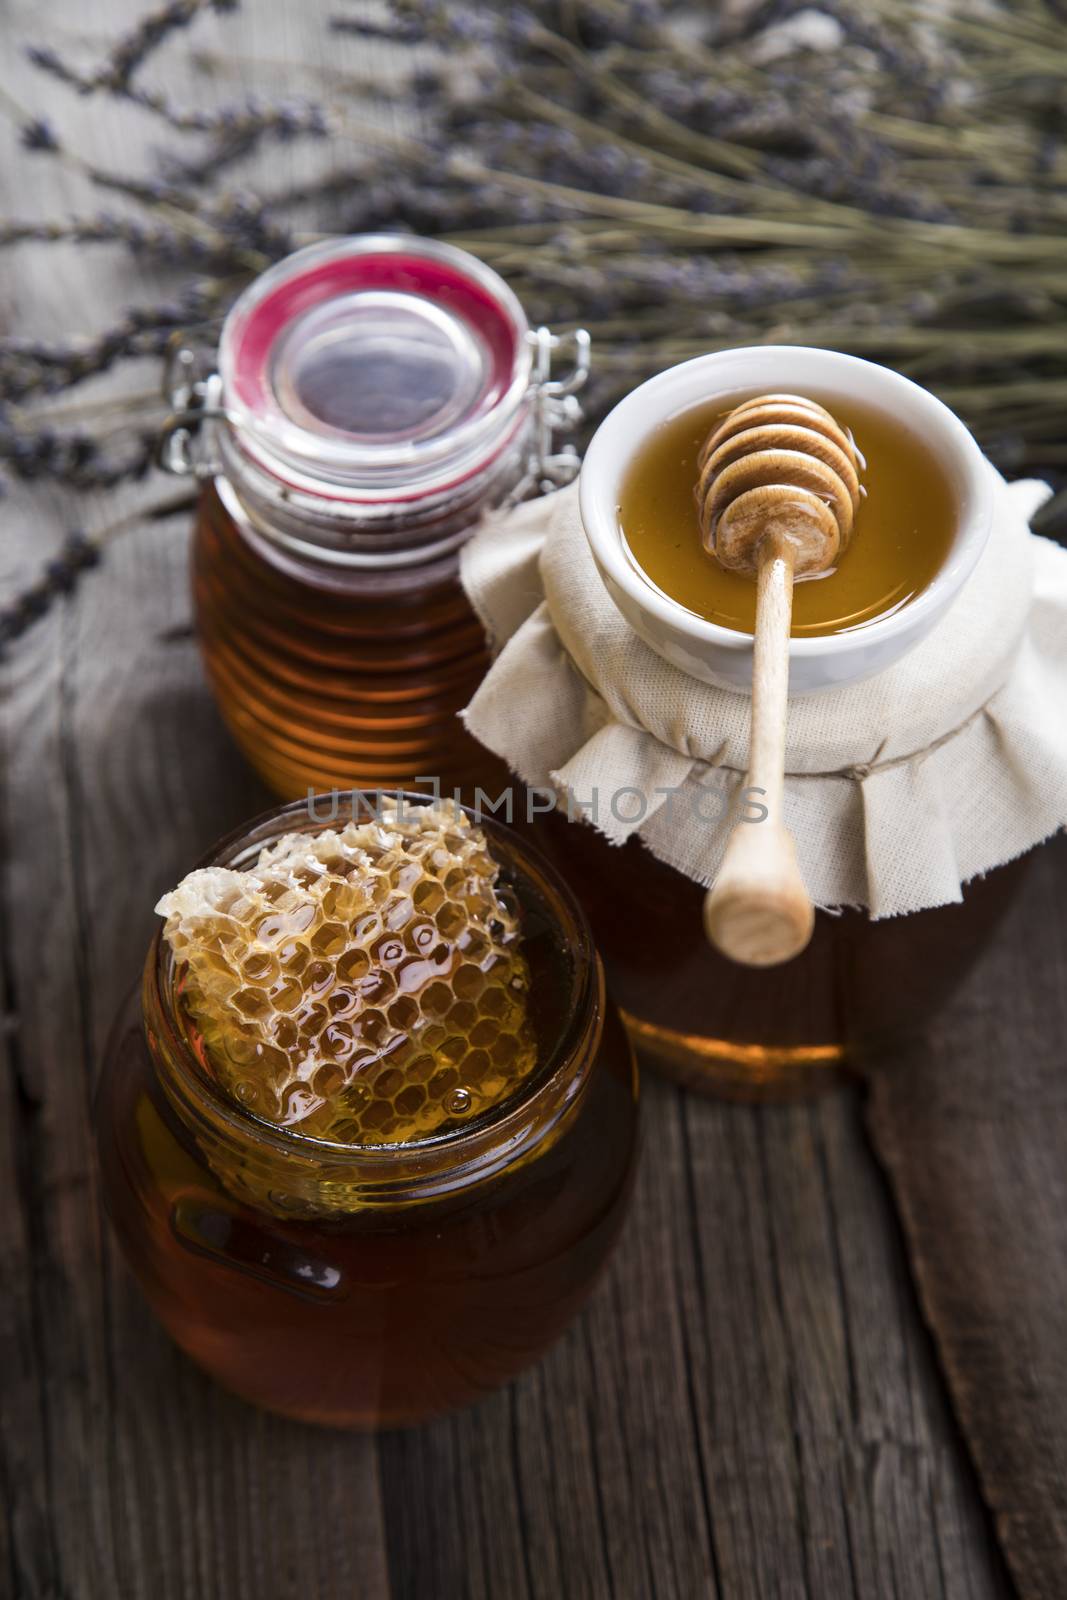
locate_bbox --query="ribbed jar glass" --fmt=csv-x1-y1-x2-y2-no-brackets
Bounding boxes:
160,236,588,800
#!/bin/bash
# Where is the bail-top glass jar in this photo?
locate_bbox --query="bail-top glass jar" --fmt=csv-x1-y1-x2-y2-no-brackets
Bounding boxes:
160,236,589,799
95,795,637,1427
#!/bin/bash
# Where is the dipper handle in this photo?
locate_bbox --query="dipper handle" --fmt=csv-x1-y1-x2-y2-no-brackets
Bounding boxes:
703,529,814,966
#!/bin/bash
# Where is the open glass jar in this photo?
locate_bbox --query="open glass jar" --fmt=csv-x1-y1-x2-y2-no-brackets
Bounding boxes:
95,795,637,1427
159,236,589,799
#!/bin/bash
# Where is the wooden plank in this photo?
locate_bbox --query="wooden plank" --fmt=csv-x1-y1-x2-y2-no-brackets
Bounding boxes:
0,655,61,1600
868,835,1067,1600
375,1071,1012,1600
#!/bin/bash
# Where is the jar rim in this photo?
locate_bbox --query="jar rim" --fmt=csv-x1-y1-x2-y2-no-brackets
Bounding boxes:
217,236,534,496
145,790,600,1181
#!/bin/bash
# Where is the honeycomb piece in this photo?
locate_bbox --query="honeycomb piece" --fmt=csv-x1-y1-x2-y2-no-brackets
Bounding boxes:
156,802,537,1145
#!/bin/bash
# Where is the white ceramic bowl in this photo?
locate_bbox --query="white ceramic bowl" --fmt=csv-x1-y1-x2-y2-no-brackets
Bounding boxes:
579,346,995,693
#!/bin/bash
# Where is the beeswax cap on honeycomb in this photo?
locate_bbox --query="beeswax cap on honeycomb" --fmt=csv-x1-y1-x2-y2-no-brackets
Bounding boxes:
156,801,537,1146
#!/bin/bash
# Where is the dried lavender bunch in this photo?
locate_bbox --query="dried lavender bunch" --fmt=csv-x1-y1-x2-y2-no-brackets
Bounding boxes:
5,0,1067,650
15,0,1067,463
372,0,1067,488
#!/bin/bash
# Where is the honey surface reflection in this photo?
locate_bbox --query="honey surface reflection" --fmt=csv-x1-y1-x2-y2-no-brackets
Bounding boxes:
619,391,957,637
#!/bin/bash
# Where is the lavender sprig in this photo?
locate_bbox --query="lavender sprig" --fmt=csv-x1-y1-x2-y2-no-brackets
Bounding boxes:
0,212,268,270
26,0,238,98
19,117,59,153
0,531,100,655
0,491,197,657
0,420,156,489
0,282,226,404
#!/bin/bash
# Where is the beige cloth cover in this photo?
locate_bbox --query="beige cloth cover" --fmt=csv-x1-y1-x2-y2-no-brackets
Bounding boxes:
460,476,1067,917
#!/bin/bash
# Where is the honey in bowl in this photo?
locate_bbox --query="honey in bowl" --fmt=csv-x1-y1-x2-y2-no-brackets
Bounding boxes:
619,391,957,636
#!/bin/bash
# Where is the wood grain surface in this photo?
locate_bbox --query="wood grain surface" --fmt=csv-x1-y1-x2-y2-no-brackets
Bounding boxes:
0,4,1053,1597
868,836,1067,1600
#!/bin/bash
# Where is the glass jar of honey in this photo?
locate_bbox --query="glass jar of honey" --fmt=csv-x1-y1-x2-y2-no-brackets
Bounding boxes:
565,350,1020,1091
95,794,637,1427
461,345,1044,1096
530,809,1026,1096
158,236,589,800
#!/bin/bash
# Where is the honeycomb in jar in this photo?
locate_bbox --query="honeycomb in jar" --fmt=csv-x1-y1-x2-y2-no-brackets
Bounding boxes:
155,801,537,1145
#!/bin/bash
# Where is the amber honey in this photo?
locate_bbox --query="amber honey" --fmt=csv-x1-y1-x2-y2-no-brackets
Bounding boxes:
531,808,1026,1096
620,391,957,635
194,482,507,800
96,798,638,1426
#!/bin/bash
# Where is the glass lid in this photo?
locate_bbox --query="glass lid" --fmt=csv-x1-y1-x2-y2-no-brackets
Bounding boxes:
218,235,533,492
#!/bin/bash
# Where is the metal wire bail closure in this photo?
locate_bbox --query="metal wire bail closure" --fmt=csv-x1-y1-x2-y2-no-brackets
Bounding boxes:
157,322,591,498
156,338,227,479
511,325,591,504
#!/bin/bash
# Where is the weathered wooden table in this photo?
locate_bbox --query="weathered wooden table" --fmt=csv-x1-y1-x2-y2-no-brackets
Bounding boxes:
2,7,1061,1597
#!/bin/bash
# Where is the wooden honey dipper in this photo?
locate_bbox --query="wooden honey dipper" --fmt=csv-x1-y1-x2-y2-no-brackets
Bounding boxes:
698,393,863,966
